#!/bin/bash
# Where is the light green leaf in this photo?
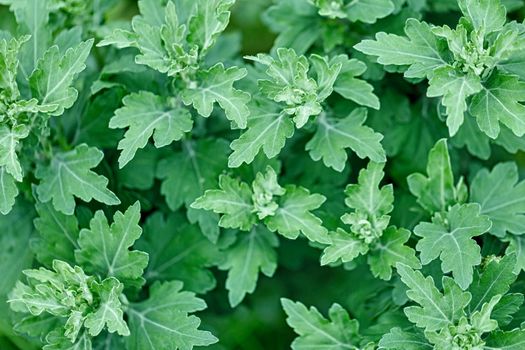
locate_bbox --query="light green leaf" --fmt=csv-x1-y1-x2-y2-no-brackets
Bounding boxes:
321,228,368,265
330,55,380,109
44,331,92,350
126,281,218,350
0,35,28,100
281,298,366,350
470,73,525,139
188,0,234,53
414,203,491,289
182,63,250,128
0,167,17,215
306,108,385,171
13,0,51,85
343,0,395,23
309,54,342,101
191,174,256,231
29,39,93,115
470,162,525,237
9,260,125,343
470,295,501,333
248,48,324,128
252,166,285,220
407,139,466,213
396,263,471,332
109,91,193,168
345,161,393,217
84,278,129,337
341,161,393,244
379,328,432,350
355,19,447,79
368,227,421,280
458,0,506,33
333,75,380,109
266,185,329,244
75,202,148,289
0,125,29,181
228,100,294,167
427,66,483,136
220,226,278,307
35,144,120,215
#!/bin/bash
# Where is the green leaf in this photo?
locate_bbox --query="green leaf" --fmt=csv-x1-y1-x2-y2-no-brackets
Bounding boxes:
0,35,28,100
157,139,228,211
470,294,501,333
75,202,148,288
182,63,250,128
83,278,130,337
9,260,128,344
220,226,278,307
469,255,518,315
470,73,525,139
396,263,471,332
320,228,368,265
44,331,92,350
117,145,159,190
414,203,491,289
157,138,227,240
309,54,342,101
485,329,525,350
32,200,79,267
248,48,326,128
332,61,380,109
319,162,390,265
379,327,432,349
126,281,218,350
471,162,525,237
137,212,221,294
29,39,93,115
355,19,447,79
110,91,193,168
188,0,235,53
340,161,393,244
458,0,506,33
0,200,34,297
0,125,29,182
342,0,395,23
427,66,483,136
266,185,329,244
506,235,525,273
407,139,466,213
0,167,17,215
228,100,294,167
264,0,322,54
451,112,491,159
368,227,421,280
191,174,257,231
281,298,367,350
12,0,50,78
306,108,385,171
35,144,120,215
251,166,285,220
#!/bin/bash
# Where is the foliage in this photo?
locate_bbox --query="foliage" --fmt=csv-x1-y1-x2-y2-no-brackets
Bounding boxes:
1,0,525,349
